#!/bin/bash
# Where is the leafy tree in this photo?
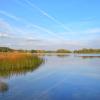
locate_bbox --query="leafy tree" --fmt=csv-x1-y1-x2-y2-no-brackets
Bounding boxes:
30,50,37,53
0,47,13,52
56,49,72,53
74,48,100,53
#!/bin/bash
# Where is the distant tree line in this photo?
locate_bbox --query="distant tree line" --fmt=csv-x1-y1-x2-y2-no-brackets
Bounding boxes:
56,49,72,53
74,48,100,54
0,47,13,52
0,47,100,53
31,49,72,53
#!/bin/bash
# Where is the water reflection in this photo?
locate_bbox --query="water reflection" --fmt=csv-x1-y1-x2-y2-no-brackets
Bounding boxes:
0,54,100,100
0,81,8,93
78,56,100,59
0,57,44,78
56,54,70,57
0,56,43,93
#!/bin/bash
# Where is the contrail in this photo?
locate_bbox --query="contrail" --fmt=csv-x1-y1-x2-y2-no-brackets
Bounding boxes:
28,23,65,40
14,0,73,39
0,10,20,21
24,0,72,32
0,10,65,40
33,78,67,100
25,70,57,82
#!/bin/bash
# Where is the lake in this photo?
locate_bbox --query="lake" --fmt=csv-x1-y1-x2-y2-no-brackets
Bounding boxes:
0,54,100,100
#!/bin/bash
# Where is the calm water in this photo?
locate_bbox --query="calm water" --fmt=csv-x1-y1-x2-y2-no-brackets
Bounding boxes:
0,54,100,100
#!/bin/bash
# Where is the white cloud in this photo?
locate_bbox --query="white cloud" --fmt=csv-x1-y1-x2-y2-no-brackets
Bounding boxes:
0,10,67,40
0,10,99,49
84,28,100,34
0,32,10,38
0,19,12,33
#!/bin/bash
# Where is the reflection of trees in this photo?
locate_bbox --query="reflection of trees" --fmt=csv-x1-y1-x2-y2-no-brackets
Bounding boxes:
79,56,100,59
0,56,43,78
57,54,70,57
0,81,8,93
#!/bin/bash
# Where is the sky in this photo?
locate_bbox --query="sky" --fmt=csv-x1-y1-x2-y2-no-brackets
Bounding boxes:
0,0,100,50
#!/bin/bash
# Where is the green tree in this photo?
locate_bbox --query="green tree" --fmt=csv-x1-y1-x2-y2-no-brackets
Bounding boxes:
0,47,13,52
56,49,71,53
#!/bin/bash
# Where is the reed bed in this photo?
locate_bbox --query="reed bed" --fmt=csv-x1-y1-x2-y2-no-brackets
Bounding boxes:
0,52,43,77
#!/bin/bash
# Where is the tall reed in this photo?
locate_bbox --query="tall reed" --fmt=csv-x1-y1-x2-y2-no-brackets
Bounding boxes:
0,52,43,77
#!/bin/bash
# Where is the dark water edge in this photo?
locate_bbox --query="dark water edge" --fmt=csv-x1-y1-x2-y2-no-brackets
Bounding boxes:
0,54,100,100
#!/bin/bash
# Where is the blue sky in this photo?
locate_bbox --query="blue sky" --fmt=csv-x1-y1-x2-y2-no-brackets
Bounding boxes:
0,0,100,50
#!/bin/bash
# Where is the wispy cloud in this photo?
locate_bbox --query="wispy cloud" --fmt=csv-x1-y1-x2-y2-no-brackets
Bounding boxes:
0,18,99,49
84,28,100,34
0,18,63,45
0,32,10,38
0,7,99,49
0,19,14,38
0,10,66,40
0,18,12,33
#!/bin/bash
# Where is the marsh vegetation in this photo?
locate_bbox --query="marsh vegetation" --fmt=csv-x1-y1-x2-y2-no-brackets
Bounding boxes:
0,52,43,77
